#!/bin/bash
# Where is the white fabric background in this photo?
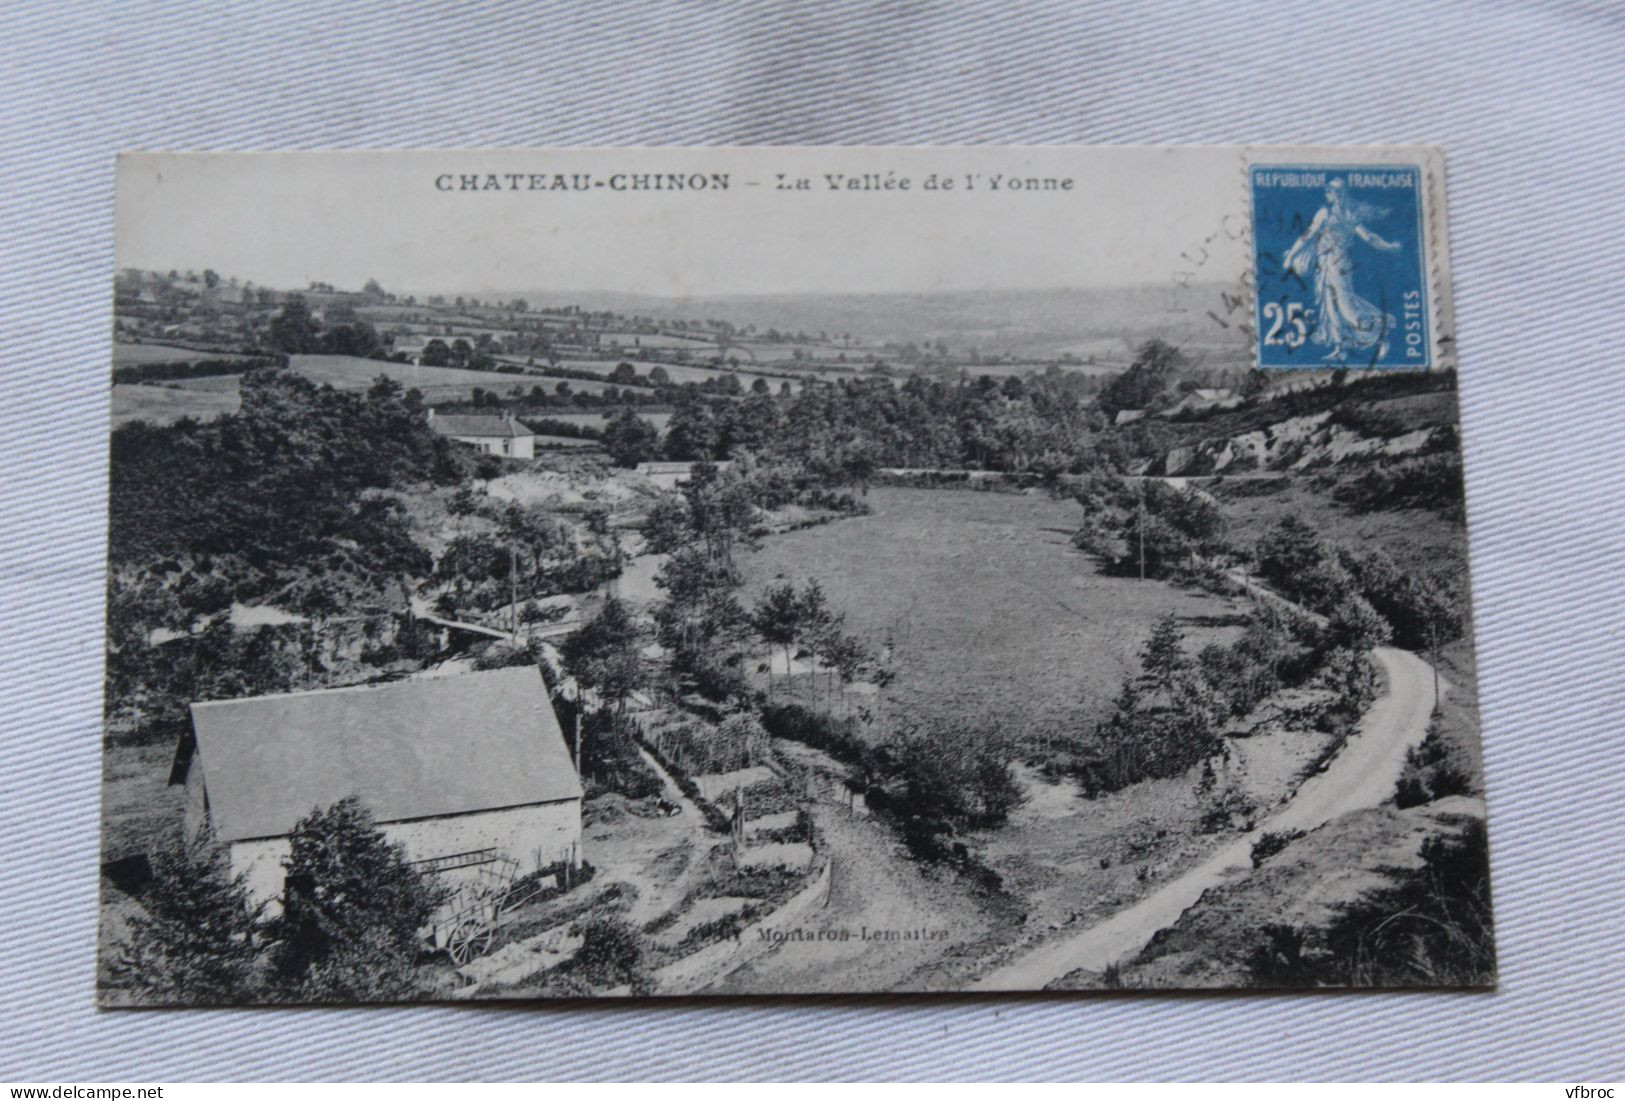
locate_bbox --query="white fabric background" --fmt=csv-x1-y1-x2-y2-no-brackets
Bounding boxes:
2,0,1622,1082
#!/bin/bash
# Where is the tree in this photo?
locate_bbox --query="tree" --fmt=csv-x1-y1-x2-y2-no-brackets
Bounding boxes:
1254,516,1327,595
1097,339,1187,415
113,829,263,1004
498,501,561,586
1139,613,1187,702
647,365,671,387
825,631,871,716
664,398,721,461
640,494,691,555
796,579,838,700
559,598,646,715
603,408,660,468
751,582,802,697
268,295,319,354
1324,591,1392,652
271,796,445,1001
652,544,747,677
419,338,452,367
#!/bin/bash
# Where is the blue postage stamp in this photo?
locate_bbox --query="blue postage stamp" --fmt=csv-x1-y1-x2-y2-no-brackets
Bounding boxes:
1251,164,1429,369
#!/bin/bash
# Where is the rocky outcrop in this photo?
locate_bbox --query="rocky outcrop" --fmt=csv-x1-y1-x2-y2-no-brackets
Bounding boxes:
1158,413,1440,475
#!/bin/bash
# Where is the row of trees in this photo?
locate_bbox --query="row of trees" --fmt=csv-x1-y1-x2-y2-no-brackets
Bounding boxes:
1082,585,1392,797
647,367,1113,477
1072,474,1231,579
1253,515,1462,653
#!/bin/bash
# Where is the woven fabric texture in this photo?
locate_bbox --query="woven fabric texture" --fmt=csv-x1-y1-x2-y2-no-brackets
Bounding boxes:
2,0,1622,1082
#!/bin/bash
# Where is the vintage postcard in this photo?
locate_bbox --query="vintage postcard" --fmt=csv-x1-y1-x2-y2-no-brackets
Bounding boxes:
100,146,1492,1005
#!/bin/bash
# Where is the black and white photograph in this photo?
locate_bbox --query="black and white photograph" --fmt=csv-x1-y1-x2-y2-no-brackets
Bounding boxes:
97,146,1494,1006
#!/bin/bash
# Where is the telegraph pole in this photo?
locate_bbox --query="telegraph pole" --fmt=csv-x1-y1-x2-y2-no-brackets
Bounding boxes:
509,543,519,639
1429,619,1442,716
573,682,584,776
1138,479,1147,582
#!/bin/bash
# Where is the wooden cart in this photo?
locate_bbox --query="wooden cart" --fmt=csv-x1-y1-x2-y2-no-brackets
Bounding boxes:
419,850,555,966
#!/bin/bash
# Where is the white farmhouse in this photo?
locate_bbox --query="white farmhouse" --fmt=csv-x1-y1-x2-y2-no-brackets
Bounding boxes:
428,409,536,459
174,667,582,911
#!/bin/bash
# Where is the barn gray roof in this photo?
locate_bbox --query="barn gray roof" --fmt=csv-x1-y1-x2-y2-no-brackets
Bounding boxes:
188,667,579,843
432,414,532,438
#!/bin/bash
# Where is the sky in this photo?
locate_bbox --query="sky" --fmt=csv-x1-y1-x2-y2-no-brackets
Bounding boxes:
116,147,1259,299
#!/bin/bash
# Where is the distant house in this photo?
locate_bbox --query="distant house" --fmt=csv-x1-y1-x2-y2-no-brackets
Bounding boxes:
428,409,536,459
1113,409,1147,426
173,667,582,911
634,460,733,489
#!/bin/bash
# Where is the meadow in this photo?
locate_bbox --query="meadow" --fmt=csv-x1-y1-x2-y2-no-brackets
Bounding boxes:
736,486,1248,747
112,342,254,366
111,383,242,426
599,330,718,350
554,358,798,393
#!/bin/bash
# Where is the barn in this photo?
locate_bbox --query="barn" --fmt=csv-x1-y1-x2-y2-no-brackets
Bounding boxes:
428,409,536,459
173,666,581,911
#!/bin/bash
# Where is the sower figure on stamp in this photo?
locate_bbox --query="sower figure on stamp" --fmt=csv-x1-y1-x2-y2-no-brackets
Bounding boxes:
1282,177,1403,362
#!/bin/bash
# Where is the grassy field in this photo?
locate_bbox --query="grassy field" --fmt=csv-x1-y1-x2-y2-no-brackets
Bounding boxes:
736,486,1248,746
1210,474,1470,570
164,374,242,392
111,356,669,427
111,383,242,426
554,358,797,393
113,342,251,366
600,331,718,350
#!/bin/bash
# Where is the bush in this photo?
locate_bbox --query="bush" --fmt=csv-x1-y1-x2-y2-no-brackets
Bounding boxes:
110,829,264,1005
1334,453,1465,520
571,915,648,991
270,796,448,1002
760,702,869,768
1395,726,1476,807
1246,923,1316,988
1252,820,1495,988
1250,829,1304,868
579,712,664,800
472,641,540,671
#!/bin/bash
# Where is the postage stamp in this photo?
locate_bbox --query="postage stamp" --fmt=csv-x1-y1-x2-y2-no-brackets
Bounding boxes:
1251,163,1430,369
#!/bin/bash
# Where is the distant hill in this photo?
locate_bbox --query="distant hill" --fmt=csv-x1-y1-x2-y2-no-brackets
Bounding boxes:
499,285,1252,364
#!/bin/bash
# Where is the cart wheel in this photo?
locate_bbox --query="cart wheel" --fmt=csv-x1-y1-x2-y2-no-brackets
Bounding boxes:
447,919,493,965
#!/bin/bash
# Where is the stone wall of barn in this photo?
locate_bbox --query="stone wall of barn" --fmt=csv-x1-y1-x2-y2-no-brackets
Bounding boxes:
226,797,582,913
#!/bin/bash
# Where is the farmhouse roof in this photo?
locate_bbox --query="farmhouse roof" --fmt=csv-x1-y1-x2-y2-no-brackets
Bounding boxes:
187,667,579,843
431,413,533,439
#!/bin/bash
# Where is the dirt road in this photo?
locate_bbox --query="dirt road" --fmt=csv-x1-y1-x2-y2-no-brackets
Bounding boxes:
703,743,999,994
970,645,1446,991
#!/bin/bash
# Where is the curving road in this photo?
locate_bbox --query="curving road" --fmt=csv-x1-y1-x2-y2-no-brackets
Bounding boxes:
969,644,1447,991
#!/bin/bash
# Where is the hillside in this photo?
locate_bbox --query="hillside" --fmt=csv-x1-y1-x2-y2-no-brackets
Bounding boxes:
537,284,1250,363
